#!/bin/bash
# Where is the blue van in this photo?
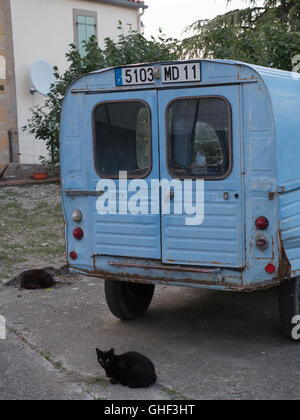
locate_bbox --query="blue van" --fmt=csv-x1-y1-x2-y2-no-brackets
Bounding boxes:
60,59,300,341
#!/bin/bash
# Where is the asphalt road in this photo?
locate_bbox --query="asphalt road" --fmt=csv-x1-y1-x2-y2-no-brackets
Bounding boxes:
0,274,299,400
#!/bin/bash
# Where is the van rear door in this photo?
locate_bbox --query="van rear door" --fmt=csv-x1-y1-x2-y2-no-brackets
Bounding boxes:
87,90,162,260
158,85,244,268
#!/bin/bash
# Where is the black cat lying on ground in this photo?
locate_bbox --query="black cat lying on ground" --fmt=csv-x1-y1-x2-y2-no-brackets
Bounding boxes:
96,348,157,388
17,269,55,289
5,266,72,289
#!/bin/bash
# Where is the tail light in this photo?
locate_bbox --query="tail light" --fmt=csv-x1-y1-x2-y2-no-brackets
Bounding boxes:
255,216,269,230
69,251,78,260
73,227,84,240
256,238,268,250
265,264,275,274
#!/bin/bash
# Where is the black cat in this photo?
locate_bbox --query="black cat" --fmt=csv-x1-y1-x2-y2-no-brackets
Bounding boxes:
18,269,55,290
96,348,157,388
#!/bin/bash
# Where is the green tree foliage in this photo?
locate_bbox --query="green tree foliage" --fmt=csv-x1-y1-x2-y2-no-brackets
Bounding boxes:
24,26,180,166
182,0,300,70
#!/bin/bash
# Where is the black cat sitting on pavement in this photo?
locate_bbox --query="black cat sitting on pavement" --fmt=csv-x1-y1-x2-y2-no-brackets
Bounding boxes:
96,348,157,389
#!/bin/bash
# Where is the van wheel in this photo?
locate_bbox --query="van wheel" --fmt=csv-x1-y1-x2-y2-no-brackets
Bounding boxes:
279,277,300,342
104,280,155,321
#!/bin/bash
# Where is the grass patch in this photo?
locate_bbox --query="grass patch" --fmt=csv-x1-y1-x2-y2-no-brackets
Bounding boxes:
39,350,53,362
0,184,66,283
54,361,64,370
161,385,190,400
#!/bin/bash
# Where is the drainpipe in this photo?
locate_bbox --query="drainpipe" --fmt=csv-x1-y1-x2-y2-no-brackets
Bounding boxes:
8,130,13,163
137,7,145,34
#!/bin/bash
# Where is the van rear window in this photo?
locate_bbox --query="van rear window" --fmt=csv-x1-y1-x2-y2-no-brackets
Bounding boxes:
93,101,151,178
167,97,231,179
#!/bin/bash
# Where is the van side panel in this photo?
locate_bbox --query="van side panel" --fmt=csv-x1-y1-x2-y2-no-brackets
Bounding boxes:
280,190,300,275
257,71,300,275
241,78,280,286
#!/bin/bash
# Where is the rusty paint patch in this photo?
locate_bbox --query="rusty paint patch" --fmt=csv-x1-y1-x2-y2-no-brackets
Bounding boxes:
70,266,279,292
108,261,217,274
268,192,276,201
211,261,225,266
277,233,291,282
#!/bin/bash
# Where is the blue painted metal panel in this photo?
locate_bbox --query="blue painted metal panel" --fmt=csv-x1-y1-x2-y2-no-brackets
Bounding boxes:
249,65,300,274
60,93,90,271
280,190,300,273
239,79,279,286
86,90,161,260
158,86,244,268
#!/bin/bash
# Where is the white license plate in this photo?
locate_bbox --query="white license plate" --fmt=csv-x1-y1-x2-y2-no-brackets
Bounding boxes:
161,63,201,84
115,66,155,86
115,62,201,86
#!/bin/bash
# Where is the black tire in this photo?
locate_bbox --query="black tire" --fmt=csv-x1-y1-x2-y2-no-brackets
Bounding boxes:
104,279,155,321
279,277,300,342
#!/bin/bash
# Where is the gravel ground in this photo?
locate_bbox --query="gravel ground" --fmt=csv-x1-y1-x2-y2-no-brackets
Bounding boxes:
0,183,65,284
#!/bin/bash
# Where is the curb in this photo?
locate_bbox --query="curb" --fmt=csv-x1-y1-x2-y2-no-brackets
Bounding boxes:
0,177,60,187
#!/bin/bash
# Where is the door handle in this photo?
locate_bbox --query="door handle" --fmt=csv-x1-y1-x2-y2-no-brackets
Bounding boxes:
65,190,104,197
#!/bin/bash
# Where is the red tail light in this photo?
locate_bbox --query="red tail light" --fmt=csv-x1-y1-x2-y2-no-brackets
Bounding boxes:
265,264,275,274
255,216,269,230
69,251,78,260
73,227,84,240
256,238,268,250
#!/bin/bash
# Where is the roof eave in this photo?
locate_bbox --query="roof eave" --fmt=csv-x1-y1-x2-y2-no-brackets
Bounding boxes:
92,0,148,9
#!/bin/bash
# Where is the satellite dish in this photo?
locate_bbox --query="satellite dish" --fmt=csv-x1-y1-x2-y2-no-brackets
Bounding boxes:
30,60,55,96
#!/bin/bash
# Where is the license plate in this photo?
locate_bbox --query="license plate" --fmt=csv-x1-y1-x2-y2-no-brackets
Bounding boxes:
115,66,155,86
115,62,201,86
161,63,201,84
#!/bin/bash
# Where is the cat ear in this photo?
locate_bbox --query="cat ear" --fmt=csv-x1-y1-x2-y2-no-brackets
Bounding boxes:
109,348,115,355
96,348,102,357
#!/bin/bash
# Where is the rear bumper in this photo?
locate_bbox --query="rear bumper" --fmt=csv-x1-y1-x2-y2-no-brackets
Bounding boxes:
69,255,281,292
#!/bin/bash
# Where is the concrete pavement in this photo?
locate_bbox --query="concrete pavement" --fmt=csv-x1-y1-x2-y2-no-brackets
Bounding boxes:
0,273,299,400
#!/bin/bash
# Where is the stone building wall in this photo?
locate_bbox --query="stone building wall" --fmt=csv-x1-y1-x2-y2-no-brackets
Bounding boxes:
0,0,18,169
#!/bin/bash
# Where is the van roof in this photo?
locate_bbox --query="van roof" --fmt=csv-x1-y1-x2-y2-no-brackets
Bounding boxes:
87,58,300,80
